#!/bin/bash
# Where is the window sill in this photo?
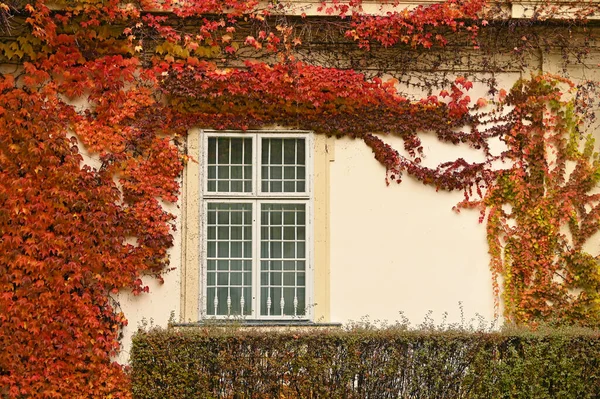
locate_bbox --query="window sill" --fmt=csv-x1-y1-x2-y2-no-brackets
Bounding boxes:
171,320,342,329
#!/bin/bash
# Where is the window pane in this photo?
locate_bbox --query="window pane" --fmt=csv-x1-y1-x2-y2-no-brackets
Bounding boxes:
260,203,306,317
284,140,295,164
231,139,243,164
261,138,306,193
207,203,253,316
207,226,216,240
207,181,216,191
208,139,216,164
207,137,252,193
231,181,243,192
231,166,243,179
217,138,230,163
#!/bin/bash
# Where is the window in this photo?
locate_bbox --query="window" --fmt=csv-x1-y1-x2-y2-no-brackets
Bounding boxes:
201,132,312,319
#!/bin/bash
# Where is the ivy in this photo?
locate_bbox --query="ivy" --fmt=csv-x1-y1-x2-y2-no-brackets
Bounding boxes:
2,0,600,396
460,76,600,326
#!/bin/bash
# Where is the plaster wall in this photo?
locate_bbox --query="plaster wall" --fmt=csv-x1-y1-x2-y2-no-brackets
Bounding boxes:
328,135,497,328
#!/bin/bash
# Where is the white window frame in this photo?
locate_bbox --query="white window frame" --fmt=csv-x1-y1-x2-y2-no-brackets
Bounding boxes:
199,130,314,320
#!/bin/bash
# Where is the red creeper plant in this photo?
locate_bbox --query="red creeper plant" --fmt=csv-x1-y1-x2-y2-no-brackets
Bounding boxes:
461,75,600,326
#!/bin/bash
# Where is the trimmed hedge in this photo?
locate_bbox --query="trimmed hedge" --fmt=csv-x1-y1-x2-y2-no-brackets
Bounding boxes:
130,326,600,398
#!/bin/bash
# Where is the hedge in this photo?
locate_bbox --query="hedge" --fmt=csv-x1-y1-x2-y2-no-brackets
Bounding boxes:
130,325,600,398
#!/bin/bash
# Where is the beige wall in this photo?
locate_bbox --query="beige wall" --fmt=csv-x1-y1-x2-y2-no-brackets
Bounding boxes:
328,136,496,327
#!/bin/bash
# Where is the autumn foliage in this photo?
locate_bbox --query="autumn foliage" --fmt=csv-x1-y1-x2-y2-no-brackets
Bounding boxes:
2,0,600,396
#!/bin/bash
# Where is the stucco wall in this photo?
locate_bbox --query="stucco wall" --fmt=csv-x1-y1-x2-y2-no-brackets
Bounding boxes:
328,135,497,328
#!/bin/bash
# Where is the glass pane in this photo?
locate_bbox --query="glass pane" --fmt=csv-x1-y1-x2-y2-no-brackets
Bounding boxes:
284,227,294,240
297,142,305,165
232,226,243,240
297,242,305,258
218,242,229,257
207,260,216,271
244,139,252,164
217,138,229,163
231,260,242,271
283,272,295,286
217,260,228,270
218,226,228,239
283,287,295,315
271,227,282,240
207,242,216,257
284,182,295,192
261,272,268,285
284,166,295,179
208,138,216,164
217,181,228,192
232,166,242,179
243,287,252,315
270,242,282,258
261,139,269,164
271,272,282,286
231,272,242,285
284,261,295,271
270,139,282,165
230,287,242,314
231,242,242,258
231,139,243,164
207,287,215,315
217,287,228,314
284,140,295,165
260,287,269,316
217,272,229,285
271,166,282,179
231,181,242,192
270,181,282,193
283,242,295,258
218,166,229,179
271,287,282,314
297,287,306,316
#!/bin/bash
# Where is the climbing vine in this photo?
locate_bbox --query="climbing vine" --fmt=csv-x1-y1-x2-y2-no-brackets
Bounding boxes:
2,0,600,396
460,75,600,326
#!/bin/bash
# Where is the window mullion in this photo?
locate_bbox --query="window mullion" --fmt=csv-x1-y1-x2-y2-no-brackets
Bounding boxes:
253,200,260,319
254,134,259,195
